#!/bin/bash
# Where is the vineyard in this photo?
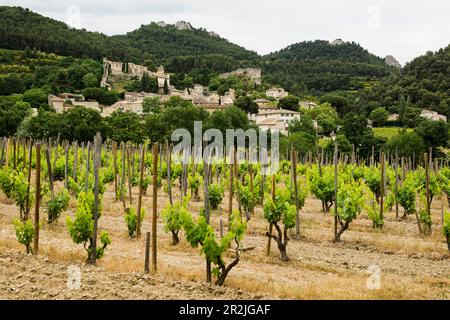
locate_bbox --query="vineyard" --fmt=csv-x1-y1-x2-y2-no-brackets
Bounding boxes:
0,135,449,300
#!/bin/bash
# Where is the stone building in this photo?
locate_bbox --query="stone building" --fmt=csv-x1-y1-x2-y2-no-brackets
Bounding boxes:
102,58,171,93
254,98,277,112
421,109,447,122
250,109,301,135
102,100,143,117
266,87,288,100
299,101,318,110
219,68,262,85
48,94,100,113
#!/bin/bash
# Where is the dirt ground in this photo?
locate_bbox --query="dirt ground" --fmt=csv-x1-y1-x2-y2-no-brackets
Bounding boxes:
0,181,449,300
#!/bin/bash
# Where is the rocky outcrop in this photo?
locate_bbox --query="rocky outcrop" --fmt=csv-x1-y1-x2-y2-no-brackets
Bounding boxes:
175,21,193,31
385,55,402,68
208,31,220,38
156,21,167,27
330,38,345,46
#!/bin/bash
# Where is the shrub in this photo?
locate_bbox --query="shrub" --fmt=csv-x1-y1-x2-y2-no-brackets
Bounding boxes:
161,198,188,245
188,173,202,201
335,179,364,242
66,191,109,262
13,219,35,254
12,171,33,218
124,207,145,238
182,210,246,286
443,211,450,251
208,183,224,211
0,168,14,198
309,166,335,212
263,188,297,261
398,176,417,217
47,189,70,224
238,183,255,221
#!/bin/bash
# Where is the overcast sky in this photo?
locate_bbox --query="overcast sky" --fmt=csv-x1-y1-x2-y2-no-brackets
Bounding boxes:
2,0,450,64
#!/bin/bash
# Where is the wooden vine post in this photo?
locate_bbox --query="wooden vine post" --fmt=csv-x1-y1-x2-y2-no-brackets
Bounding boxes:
24,141,33,221
113,142,118,201
394,148,399,219
333,137,338,242
136,144,145,238
151,143,158,273
166,141,173,206
266,175,276,256
90,133,102,265
121,142,126,204
424,153,431,232
203,160,212,283
249,162,254,216
144,232,150,274
380,152,385,227
291,147,300,239
127,145,133,204
227,147,234,231
234,148,242,218
64,143,69,189
45,145,55,200
5,138,10,167
73,141,78,182
84,142,90,193
33,142,41,255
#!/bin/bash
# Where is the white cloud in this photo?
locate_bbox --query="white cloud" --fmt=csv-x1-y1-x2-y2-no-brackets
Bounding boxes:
2,0,449,64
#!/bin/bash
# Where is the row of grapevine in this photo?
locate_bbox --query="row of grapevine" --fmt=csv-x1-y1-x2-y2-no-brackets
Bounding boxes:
0,135,449,287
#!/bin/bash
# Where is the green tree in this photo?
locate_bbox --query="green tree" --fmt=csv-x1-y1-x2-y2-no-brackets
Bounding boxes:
82,73,98,88
415,119,449,154
278,95,300,111
142,97,161,113
280,132,316,157
288,114,315,134
316,113,337,135
105,110,144,144
369,107,389,127
61,106,106,142
163,78,169,94
387,131,425,158
263,188,297,261
320,93,350,115
82,87,119,105
22,88,47,108
0,96,31,137
234,96,258,114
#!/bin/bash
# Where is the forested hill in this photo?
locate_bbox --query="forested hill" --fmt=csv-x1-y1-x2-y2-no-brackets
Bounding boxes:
364,44,450,117
118,23,259,63
0,6,258,68
0,6,141,62
400,45,450,112
3,5,446,103
262,40,394,95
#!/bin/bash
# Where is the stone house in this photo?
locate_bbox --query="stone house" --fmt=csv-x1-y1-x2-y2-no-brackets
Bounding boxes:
256,118,286,133
299,101,318,110
420,109,447,122
387,113,399,121
251,109,301,135
102,100,143,117
266,87,288,100
48,93,100,113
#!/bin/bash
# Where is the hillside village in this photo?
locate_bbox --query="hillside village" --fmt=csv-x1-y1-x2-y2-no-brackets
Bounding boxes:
46,58,308,135
46,57,446,136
